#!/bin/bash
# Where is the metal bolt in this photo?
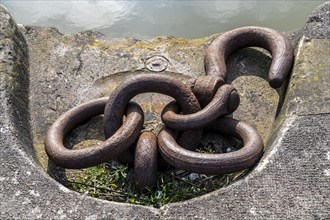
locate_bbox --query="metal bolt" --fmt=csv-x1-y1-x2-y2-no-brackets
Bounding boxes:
145,55,169,72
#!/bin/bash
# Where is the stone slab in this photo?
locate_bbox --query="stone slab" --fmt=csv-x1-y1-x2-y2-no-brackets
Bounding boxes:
302,1,330,39
283,38,330,116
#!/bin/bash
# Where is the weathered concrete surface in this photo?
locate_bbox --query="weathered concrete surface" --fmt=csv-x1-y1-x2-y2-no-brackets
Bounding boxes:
302,1,330,39
283,38,329,116
1,1,329,219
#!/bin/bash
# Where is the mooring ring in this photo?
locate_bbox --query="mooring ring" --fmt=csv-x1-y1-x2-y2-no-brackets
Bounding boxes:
45,97,144,169
103,72,203,152
204,26,294,88
134,132,158,192
161,84,240,130
158,117,264,175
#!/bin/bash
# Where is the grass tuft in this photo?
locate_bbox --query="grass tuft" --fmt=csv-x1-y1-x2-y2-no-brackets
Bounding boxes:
65,161,248,208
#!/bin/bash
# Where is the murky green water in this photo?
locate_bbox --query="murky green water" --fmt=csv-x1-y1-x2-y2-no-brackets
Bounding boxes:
1,0,325,39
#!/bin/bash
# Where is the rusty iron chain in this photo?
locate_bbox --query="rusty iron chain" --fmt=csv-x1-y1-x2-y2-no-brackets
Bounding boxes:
45,26,294,191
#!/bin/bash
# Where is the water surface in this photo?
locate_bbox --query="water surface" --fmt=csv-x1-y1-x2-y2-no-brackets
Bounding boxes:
1,1,325,39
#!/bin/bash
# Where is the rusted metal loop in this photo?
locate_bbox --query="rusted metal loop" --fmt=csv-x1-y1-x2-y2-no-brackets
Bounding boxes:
188,75,224,107
103,72,203,152
205,26,294,88
161,84,240,130
45,97,144,169
134,132,158,192
158,117,264,175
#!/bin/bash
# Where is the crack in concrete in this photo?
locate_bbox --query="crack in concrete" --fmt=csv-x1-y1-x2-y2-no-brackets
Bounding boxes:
73,44,86,74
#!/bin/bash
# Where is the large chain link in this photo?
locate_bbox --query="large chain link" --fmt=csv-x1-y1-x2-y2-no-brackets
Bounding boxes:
45,26,294,191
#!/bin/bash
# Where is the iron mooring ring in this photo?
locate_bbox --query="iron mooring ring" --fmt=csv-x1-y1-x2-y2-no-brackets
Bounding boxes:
45,98,144,169
158,117,264,175
134,132,158,192
103,72,203,152
204,26,294,88
161,84,240,130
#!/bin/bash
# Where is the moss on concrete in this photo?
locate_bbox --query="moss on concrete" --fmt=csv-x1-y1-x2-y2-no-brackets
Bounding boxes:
282,38,330,116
